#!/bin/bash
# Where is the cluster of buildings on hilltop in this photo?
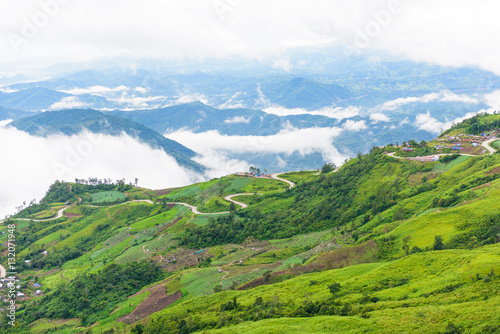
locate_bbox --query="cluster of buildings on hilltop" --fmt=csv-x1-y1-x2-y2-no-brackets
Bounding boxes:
438,133,495,143
234,171,269,178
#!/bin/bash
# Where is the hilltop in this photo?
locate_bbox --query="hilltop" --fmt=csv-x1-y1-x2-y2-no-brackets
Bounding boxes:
2,113,500,333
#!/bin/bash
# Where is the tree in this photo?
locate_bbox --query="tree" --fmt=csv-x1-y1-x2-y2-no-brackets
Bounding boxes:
433,235,444,250
328,282,341,295
131,324,145,334
321,163,336,174
402,236,411,256
229,202,236,213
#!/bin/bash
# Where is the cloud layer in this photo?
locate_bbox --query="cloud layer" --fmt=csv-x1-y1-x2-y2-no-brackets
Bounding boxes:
165,126,347,170
0,1,499,74
0,127,198,218
263,106,360,119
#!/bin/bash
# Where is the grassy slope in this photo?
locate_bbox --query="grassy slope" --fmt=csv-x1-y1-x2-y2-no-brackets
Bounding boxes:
147,244,500,334
3,131,500,333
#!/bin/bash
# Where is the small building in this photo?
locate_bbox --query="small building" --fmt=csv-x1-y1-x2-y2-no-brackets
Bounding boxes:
452,146,462,150
33,283,41,288
403,148,413,152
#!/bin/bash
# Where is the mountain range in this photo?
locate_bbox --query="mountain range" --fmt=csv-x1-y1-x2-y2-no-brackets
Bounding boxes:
9,109,204,173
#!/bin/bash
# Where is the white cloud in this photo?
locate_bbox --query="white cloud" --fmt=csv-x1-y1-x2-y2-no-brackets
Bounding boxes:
399,118,409,126
219,92,246,109
61,86,130,96
272,58,292,72
0,119,12,127
134,87,149,94
165,126,347,167
175,93,209,105
0,87,19,93
48,96,89,110
414,112,451,134
369,112,390,123
192,151,250,179
343,120,367,132
0,128,199,218
264,106,360,119
224,116,251,124
413,90,500,135
482,90,500,111
378,90,480,111
110,94,166,109
0,1,499,74
440,90,480,104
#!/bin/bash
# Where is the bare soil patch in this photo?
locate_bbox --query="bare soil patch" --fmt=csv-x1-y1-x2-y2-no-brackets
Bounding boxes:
118,287,181,324
238,241,377,290
154,188,176,196
64,212,82,218
486,166,500,175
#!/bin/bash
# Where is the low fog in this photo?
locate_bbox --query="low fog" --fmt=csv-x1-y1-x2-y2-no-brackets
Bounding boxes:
165,126,349,170
0,126,201,218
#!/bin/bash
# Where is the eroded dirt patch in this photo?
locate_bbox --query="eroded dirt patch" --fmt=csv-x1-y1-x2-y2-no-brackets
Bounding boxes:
486,166,500,175
118,287,181,324
238,240,378,290
64,213,82,218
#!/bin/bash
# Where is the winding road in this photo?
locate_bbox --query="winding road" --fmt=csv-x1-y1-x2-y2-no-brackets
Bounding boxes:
1,175,297,223
165,173,296,215
271,173,296,188
0,206,69,224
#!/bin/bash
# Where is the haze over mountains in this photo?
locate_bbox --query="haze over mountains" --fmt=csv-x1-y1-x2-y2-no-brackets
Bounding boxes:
1,50,500,217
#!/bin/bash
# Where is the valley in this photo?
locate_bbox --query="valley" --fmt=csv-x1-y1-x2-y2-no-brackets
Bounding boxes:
2,114,500,333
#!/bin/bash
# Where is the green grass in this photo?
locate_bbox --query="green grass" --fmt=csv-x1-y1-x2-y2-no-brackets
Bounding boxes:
279,171,318,184
30,318,80,334
9,131,500,334
42,271,65,290
130,207,178,232
491,140,500,151
433,155,470,173
191,213,230,226
90,190,127,203
146,244,500,334
222,177,252,194
114,244,152,264
239,178,289,193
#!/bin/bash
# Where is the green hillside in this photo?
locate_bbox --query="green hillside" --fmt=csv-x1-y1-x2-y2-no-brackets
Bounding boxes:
2,114,500,333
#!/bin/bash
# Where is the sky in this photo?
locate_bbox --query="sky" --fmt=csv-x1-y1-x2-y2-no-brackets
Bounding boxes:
0,0,499,74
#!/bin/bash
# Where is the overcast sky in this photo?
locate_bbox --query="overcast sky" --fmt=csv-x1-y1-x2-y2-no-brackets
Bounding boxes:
0,0,499,74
